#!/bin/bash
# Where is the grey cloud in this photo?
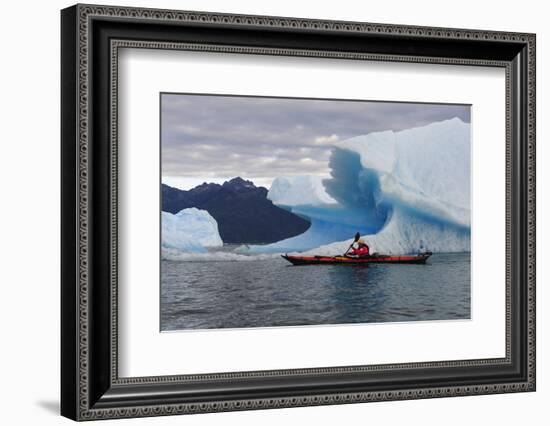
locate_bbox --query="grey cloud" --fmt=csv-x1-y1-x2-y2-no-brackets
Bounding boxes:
161,93,470,178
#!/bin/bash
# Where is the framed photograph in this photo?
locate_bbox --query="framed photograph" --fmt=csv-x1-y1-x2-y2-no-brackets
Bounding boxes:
61,4,536,421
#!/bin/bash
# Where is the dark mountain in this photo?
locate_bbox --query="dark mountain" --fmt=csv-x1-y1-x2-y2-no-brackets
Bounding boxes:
162,177,310,244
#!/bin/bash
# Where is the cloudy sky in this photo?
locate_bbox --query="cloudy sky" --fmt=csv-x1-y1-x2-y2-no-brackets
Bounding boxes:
161,93,470,190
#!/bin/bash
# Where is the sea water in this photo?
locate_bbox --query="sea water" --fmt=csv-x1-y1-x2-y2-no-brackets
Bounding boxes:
160,252,470,331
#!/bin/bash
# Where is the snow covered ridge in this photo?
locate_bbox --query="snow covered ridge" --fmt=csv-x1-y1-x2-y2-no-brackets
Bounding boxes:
254,118,471,254
161,208,223,253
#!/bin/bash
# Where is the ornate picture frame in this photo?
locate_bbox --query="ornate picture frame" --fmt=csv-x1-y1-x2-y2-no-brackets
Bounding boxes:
61,4,535,421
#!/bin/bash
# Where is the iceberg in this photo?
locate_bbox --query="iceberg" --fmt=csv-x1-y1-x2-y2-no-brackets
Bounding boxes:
251,118,471,254
250,176,371,253
268,175,336,206
161,248,281,262
161,208,223,253
333,117,471,228
302,208,470,256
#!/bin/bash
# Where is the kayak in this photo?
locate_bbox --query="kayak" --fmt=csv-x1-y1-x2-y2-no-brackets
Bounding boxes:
281,251,432,266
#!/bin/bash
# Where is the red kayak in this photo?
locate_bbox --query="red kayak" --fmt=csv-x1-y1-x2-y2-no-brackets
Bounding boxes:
281,252,432,266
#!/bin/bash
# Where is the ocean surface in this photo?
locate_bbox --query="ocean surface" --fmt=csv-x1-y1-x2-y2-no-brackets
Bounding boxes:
160,251,470,331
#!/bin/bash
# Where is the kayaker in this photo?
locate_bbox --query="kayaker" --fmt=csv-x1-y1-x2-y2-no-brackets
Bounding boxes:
348,239,370,257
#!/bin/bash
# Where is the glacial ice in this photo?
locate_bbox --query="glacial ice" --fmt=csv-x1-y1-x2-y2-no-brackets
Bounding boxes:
336,117,471,228
254,118,471,254
161,247,281,262
161,208,223,253
302,208,470,256
268,175,336,206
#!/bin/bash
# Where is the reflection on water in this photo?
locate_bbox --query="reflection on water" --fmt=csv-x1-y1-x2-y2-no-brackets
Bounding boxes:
161,253,470,331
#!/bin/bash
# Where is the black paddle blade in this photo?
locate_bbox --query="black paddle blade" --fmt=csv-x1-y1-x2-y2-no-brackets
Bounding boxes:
354,232,361,242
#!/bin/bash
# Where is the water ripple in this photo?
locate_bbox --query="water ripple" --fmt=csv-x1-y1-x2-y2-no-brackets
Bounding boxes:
161,253,470,331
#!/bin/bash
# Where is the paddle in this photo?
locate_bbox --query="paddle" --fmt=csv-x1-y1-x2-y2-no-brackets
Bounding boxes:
344,232,361,256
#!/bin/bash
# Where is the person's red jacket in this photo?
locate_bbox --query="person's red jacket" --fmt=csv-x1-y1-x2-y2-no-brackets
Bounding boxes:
350,245,370,256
